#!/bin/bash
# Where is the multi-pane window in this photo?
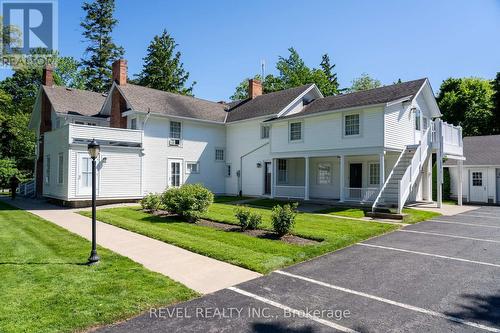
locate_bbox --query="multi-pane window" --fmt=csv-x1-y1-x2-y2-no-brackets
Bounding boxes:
170,121,182,139
130,118,137,130
369,163,380,186
215,148,225,161
225,164,231,177
317,163,332,185
58,153,64,184
345,114,360,136
261,125,270,139
186,162,200,174
289,122,302,141
415,109,421,131
45,155,50,183
277,159,288,184
472,172,482,186
81,157,92,187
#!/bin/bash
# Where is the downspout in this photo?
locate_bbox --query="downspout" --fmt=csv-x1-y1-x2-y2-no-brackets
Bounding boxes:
239,142,269,196
140,109,151,196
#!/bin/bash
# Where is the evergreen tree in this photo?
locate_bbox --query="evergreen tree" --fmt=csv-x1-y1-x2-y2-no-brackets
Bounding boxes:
491,72,500,134
319,54,339,95
136,30,194,95
80,0,124,92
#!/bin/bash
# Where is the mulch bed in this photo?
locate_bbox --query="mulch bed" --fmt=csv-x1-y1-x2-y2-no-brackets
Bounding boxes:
148,210,319,245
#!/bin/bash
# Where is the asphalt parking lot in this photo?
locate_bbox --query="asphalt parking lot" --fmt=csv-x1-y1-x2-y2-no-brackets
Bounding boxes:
96,207,500,333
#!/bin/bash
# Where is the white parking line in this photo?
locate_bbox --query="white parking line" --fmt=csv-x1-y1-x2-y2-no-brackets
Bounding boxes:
227,287,359,333
427,220,500,229
399,230,500,244
358,243,500,268
456,214,500,219
275,271,500,333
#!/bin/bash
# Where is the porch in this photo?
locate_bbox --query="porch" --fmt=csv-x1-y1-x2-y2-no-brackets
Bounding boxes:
270,152,399,203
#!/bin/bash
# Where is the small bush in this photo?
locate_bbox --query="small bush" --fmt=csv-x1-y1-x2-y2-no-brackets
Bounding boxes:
247,212,262,230
161,184,214,222
140,193,163,211
271,202,298,237
234,206,251,230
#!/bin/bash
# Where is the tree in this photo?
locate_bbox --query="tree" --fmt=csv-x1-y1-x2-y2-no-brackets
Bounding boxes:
136,30,194,95
437,77,494,136
0,159,20,189
319,54,339,95
80,0,124,92
491,72,500,134
349,73,381,92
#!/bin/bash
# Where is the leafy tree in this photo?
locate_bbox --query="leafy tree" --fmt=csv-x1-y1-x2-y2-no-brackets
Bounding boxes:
349,73,381,92
0,159,20,189
136,30,194,95
492,72,500,134
80,0,124,92
437,77,494,136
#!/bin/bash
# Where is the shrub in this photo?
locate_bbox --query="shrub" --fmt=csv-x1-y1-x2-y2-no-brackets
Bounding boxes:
271,202,298,237
234,206,251,230
161,184,214,222
247,212,262,230
140,193,163,211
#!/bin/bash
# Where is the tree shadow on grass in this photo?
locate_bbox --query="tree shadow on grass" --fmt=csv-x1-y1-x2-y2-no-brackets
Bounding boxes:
444,290,500,327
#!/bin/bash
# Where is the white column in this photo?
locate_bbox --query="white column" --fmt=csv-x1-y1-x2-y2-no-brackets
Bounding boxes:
458,160,463,206
271,158,276,198
339,155,345,202
379,152,385,188
437,119,443,208
304,157,310,200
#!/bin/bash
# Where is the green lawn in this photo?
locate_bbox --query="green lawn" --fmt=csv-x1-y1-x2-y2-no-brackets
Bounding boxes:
81,203,397,274
214,195,250,203
0,201,197,333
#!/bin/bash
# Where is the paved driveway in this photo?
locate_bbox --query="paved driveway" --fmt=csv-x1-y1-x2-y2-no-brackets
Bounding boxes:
96,207,500,333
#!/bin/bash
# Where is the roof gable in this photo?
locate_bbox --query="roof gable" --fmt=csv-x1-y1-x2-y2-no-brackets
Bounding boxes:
42,85,106,117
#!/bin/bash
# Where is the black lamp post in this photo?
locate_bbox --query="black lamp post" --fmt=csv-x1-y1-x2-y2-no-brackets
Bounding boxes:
87,138,100,265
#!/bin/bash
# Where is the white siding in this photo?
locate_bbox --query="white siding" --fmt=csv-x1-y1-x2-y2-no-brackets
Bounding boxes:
384,102,414,149
142,116,226,195
43,127,70,199
309,157,340,199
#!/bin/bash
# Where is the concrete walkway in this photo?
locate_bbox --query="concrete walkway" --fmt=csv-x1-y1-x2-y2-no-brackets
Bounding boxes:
1,197,261,294
408,202,480,216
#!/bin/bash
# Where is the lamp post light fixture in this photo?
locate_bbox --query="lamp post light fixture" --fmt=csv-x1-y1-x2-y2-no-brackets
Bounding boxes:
87,138,100,265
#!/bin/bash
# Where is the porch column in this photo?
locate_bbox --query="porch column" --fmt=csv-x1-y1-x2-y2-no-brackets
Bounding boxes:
339,155,345,202
304,156,310,200
379,152,385,187
271,158,276,198
437,155,443,208
458,159,463,206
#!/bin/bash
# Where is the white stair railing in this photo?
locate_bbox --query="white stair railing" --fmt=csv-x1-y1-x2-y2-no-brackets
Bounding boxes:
371,148,406,212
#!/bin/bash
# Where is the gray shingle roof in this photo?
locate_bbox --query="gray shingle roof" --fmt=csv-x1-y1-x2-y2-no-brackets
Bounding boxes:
280,78,427,120
225,84,313,122
42,85,106,117
118,84,228,123
445,135,500,166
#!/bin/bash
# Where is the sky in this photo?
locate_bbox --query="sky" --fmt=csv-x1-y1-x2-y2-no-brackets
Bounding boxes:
5,0,500,101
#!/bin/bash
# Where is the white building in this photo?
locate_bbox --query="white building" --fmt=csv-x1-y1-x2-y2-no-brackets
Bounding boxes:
28,60,464,212
446,135,500,204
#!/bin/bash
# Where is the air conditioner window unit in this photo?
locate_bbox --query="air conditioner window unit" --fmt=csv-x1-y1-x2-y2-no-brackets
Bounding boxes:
169,138,181,146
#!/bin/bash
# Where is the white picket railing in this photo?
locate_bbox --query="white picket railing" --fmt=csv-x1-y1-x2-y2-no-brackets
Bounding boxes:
344,187,379,202
19,180,35,197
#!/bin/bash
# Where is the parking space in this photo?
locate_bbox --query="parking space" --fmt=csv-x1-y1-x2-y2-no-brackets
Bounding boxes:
97,206,500,333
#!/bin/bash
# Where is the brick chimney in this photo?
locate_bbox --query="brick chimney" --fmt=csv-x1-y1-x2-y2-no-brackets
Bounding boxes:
248,79,262,99
112,59,127,85
42,65,53,86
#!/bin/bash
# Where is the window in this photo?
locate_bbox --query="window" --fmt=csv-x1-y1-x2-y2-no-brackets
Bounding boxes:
58,153,64,184
87,122,97,126
277,159,288,184
75,121,84,125
186,162,200,174
81,157,92,187
345,114,360,136
215,148,225,161
130,118,137,130
369,163,380,186
289,122,302,141
45,155,50,184
261,125,270,139
170,121,181,139
472,172,482,186
317,163,332,185
225,164,231,177
415,108,421,131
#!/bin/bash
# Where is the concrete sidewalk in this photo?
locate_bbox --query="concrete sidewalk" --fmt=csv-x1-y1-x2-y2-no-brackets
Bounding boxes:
1,197,261,294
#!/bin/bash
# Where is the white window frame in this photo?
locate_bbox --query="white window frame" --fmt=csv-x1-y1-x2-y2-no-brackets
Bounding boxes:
415,108,421,131
344,113,361,137
169,120,182,139
45,155,50,184
225,164,231,177
186,161,200,174
261,125,270,139
57,153,64,184
289,121,303,142
130,117,137,130
215,148,225,162
368,162,380,186
277,159,288,184
316,162,332,185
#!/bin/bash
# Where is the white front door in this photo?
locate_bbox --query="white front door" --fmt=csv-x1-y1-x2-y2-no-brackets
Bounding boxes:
469,169,487,203
78,154,93,196
168,159,183,188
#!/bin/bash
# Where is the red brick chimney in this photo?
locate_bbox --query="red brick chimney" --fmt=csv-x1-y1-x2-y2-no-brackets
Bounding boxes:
248,79,262,99
42,65,53,86
112,59,127,85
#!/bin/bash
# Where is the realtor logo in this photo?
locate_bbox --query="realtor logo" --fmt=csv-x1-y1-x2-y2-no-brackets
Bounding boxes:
1,0,58,55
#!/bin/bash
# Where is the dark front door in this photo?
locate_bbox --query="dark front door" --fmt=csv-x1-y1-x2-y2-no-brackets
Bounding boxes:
349,163,362,199
264,162,272,195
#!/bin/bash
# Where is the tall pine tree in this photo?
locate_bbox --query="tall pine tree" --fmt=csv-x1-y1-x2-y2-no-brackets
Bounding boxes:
80,0,124,92
319,54,339,95
492,72,500,134
136,30,194,95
